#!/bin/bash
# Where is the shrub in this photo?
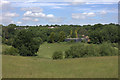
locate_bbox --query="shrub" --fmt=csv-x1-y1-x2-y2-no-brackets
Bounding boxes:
87,44,101,57
3,47,19,56
58,31,65,42
52,51,63,60
65,42,118,59
65,44,85,58
99,42,118,56
48,32,55,43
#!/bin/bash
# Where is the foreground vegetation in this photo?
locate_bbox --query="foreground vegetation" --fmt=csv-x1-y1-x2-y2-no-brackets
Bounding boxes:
3,42,118,60
64,42,118,59
36,42,118,59
2,55,118,78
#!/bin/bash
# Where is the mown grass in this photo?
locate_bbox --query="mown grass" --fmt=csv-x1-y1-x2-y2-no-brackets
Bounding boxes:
2,55,118,78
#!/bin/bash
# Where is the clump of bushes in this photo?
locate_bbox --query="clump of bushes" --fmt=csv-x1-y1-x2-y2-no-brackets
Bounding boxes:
65,42,118,59
99,42,118,56
52,51,63,60
52,42,118,60
3,47,19,56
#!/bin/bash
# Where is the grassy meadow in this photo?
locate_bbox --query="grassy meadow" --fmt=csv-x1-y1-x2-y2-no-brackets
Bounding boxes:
2,43,118,78
2,55,118,78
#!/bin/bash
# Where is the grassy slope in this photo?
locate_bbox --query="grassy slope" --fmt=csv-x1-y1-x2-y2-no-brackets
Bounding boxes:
2,55,118,78
37,42,83,59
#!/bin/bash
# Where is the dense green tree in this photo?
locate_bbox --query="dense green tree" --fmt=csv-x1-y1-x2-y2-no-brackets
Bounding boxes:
75,29,78,38
12,30,41,56
88,25,118,43
58,31,65,42
70,30,73,38
48,32,55,43
8,24,16,27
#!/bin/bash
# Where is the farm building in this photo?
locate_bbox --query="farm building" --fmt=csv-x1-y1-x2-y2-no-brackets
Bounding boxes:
48,26,57,29
65,38,90,42
65,34,90,42
65,38,82,42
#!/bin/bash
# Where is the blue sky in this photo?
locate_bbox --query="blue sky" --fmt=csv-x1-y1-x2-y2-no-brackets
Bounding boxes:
0,0,118,25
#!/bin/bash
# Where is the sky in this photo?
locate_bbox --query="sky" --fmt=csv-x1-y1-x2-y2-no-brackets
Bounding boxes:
0,0,119,26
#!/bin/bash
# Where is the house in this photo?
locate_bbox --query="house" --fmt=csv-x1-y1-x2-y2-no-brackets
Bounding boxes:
65,35,90,42
48,26,57,29
65,38,82,42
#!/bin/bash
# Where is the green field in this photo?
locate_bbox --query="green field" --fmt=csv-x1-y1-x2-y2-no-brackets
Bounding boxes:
37,42,86,59
2,43,118,78
2,55,118,78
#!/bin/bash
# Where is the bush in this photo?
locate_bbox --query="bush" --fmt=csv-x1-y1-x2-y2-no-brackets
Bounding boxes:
99,42,118,56
52,51,63,60
3,47,19,56
65,42,118,59
65,44,85,58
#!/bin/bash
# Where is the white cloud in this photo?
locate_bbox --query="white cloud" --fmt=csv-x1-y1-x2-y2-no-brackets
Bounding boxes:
0,17,12,24
46,14,54,18
22,17,40,24
100,10,107,15
21,7,43,12
22,17,39,22
4,0,119,3
68,0,86,5
12,2,70,7
1,12,19,24
22,9,64,23
0,0,12,11
86,12,96,17
22,6,65,24
23,10,55,19
72,12,96,19
0,0,10,7
25,0,38,3
0,0,10,4
47,17,64,23
51,6,63,9
65,0,118,4
10,21,15,24
22,17,32,20
24,11,46,17
23,11,32,16
5,12,19,17
72,13,85,19
33,18,39,21
17,21,22,24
